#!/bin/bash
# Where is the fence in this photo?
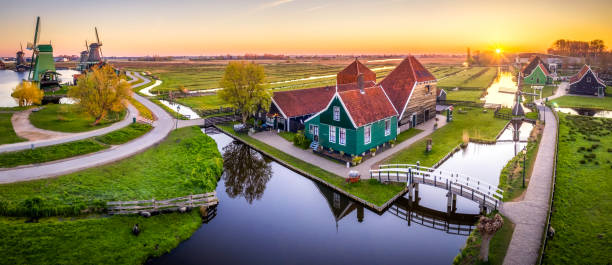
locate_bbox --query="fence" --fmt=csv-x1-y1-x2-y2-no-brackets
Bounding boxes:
195,107,237,117
107,192,218,215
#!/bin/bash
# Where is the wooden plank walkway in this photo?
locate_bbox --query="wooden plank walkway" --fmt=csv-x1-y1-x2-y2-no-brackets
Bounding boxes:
107,192,218,215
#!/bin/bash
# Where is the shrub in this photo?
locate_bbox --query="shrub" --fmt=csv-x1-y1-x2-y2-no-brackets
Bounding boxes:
352,156,362,164
370,148,377,153
292,130,311,149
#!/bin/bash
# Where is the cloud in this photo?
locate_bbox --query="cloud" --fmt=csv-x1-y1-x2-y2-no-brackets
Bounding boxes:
305,3,330,12
257,0,295,10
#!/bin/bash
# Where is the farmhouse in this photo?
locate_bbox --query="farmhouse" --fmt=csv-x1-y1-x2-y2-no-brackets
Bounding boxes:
520,56,551,85
304,80,398,157
569,65,606,97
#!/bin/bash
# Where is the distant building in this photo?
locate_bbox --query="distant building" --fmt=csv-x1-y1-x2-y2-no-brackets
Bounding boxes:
520,56,552,85
569,65,606,97
0,60,5,70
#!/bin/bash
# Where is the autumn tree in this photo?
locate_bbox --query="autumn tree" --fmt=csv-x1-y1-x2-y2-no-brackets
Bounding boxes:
69,64,131,125
477,214,504,262
11,81,43,107
218,61,271,124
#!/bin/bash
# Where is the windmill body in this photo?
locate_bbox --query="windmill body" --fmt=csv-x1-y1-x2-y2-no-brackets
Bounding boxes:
27,16,60,90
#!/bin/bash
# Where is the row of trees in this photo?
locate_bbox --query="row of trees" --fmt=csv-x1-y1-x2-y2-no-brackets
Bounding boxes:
548,39,607,57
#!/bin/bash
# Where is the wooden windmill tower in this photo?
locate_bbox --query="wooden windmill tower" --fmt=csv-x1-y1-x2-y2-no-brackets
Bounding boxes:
15,43,29,72
27,16,59,90
87,27,103,63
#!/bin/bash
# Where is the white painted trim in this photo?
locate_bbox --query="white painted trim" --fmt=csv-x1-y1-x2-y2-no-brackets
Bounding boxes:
398,82,417,121
270,98,288,119
569,65,606,87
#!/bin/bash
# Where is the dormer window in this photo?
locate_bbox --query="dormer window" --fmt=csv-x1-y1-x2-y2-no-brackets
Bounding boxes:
333,106,340,121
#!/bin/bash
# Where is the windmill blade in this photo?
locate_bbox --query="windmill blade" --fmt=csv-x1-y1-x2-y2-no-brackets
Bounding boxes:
95,27,101,45
85,40,88,50
33,16,40,47
20,42,23,52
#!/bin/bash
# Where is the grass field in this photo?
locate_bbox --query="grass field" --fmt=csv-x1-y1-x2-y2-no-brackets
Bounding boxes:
542,114,612,264
396,128,423,143
175,94,231,111
438,67,497,89
0,126,222,217
445,90,485,102
30,104,126,133
217,124,404,206
0,113,25,145
385,107,508,167
550,95,612,110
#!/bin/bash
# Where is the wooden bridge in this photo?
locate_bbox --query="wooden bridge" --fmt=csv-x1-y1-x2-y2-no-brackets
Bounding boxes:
203,115,240,127
370,164,503,211
107,192,218,215
388,196,479,235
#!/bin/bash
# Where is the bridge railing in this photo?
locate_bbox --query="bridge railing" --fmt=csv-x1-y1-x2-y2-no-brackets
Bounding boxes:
377,164,504,197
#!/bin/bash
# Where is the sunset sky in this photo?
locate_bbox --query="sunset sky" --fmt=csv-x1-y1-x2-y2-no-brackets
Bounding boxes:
1,0,611,57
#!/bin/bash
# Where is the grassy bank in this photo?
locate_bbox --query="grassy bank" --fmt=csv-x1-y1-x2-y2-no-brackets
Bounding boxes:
498,123,543,201
453,214,515,265
550,95,612,110
0,113,25,145
385,107,508,167
542,114,612,264
0,126,222,217
0,123,152,168
446,90,484,102
30,104,126,133
152,99,188,120
396,128,423,143
0,211,202,265
217,124,404,206
129,97,155,120
175,94,231,111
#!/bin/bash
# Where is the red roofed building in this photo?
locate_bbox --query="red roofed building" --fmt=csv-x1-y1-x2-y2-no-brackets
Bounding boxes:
337,58,377,85
379,56,437,128
569,65,606,97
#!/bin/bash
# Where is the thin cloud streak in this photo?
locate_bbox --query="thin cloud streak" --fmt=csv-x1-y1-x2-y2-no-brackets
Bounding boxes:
257,0,295,10
305,4,331,12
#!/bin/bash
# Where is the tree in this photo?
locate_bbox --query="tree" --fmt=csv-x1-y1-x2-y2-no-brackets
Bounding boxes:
11,81,43,107
477,214,504,262
69,65,131,125
218,61,271,124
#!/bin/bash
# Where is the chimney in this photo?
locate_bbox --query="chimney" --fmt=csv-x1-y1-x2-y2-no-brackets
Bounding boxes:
358,74,364,94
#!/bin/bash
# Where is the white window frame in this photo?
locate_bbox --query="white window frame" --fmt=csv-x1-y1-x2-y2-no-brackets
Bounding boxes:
329,125,336,143
333,106,340,121
364,125,371,144
339,128,346,146
385,119,391,136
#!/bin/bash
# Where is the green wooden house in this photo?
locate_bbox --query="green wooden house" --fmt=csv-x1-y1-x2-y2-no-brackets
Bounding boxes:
520,56,551,85
304,84,398,157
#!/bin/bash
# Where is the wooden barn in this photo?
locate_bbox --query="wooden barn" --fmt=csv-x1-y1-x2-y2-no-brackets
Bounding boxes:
520,56,551,85
569,65,606,97
304,82,398,157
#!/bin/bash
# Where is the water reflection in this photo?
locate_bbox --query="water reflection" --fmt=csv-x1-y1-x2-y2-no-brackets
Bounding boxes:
0,69,80,107
222,142,272,204
483,70,518,108
553,107,612,118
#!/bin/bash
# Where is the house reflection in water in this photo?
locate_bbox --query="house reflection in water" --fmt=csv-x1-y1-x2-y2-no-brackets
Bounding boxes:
314,183,365,229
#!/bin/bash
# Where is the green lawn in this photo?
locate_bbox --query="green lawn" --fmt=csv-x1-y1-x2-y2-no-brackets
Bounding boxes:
543,114,612,264
550,95,612,110
396,128,423,143
523,84,557,103
385,107,508,167
453,214,514,265
278,131,296,142
30,104,126,133
0,126,223,217
175,94,231,111
0,123,152,168
446,90,484,102
0,211,202,265
217,124,404,206
438,67,497,89
0,113,25,145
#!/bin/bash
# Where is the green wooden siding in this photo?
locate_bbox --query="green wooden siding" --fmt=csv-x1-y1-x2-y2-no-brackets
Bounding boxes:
523,66,549,85
304,95,397,156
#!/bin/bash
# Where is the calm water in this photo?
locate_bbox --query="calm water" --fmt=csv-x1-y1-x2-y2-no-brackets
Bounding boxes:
553,107,612,118
0,69,80,107
482,70,518,108
150,123,532,265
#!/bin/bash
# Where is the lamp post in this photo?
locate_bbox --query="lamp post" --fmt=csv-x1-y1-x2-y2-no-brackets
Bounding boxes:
522,149,527,188
175,105,180,130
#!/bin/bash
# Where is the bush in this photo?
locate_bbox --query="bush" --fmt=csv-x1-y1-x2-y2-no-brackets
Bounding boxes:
370,148,377,153
292,130,311,149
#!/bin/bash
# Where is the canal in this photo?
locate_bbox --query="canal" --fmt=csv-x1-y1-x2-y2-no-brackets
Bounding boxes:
151,122,532,265
0,69,80,107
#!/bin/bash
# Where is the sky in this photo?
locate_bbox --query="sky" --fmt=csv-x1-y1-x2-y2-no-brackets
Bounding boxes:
1,0,611,57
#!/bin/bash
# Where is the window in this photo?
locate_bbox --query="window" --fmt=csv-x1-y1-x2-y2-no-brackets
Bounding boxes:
587,77,591,83
329,125,336,143
385,119,391,136
426,85,431,94
339,128,346,145
309,124,314,135
333,106,340,121
364,125,371,144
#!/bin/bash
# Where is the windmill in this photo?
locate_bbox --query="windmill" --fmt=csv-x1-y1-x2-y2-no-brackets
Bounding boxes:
15,43,28,72
87,27,103,63
26,16,59,90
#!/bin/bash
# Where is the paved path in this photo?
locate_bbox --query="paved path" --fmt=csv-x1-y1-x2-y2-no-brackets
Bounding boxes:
0,72,174,184
252,115,447,178
501,105,557,265
11,108,73,141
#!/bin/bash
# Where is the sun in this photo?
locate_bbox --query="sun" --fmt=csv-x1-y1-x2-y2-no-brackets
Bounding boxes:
495,48,502,54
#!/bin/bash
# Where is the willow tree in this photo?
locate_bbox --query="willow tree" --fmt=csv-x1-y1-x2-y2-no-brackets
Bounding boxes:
218,61,271,124
478,214,504,262
11,81,43,106
69,65,131,125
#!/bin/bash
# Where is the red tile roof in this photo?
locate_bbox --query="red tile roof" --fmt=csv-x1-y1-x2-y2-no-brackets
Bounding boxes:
538,63,550,76
521,56,549,76
378,56,435,113
570,64,605,85
338,85,397,127
337,59,376,85
271,81,374,118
